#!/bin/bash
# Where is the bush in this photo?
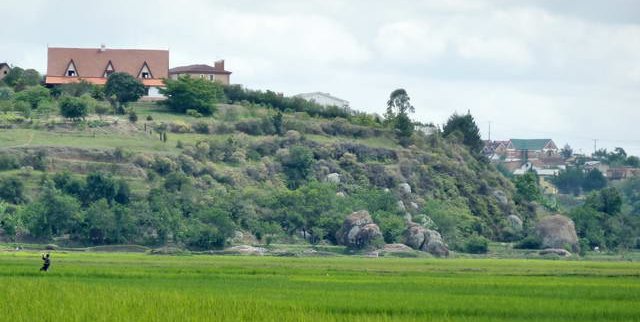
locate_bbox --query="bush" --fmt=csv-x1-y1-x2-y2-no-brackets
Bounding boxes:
464,235,489,254
128,109,138,123
514,235,542,249
0,154,19,170
160,76,224,116
186,109,203,118
59,96,88,120
193,121,210,134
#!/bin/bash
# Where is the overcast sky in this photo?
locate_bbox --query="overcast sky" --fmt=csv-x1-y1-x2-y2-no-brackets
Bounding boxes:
2,0,639,156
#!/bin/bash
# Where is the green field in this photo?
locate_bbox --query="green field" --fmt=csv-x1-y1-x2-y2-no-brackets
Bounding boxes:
1,252,639,321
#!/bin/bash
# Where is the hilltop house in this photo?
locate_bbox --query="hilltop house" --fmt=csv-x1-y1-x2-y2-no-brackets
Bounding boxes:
295,92,349,108
169,60,231,85
0,63,10,81
485,138,562,174
44,45,169,98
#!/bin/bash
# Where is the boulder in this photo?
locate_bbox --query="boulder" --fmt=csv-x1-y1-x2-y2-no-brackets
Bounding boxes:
225,245,268,256
507,215,523,232
492,190,508,206
409,202,420,211
398,183,412,194
336,191,346,198
539,248,572,257
336,210,383,249
535,215,579,253
382,243,414,252
403,223,426,250
423,229,449,257
397,200,406,212
402,223,449,257
326,173,341,184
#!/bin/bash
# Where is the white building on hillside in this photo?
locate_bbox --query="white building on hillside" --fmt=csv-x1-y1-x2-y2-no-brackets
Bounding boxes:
295,92,349,108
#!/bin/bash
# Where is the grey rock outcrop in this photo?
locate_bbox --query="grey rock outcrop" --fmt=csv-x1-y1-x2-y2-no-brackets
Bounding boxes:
326,173,341,184
507,215,523,232
398,183,412,194
492,190,508,206
539,248,572,257
403,223,449,257
336,210,383,249
535,215,579,253
397,200,406,212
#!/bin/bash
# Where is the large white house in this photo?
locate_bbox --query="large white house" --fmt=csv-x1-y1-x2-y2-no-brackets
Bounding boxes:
295,92,349,108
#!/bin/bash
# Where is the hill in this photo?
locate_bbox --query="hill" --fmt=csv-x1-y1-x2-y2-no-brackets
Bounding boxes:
0,84,533,255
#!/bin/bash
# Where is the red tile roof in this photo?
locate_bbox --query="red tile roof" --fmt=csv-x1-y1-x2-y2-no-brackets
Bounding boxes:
46,47,169,84
45,76,164,87
169,64,231,75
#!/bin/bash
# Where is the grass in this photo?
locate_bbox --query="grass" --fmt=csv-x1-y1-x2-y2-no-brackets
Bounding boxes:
0,251,639,321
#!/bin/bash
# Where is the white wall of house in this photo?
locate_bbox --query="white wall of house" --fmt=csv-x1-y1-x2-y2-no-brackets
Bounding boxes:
297,93,349,107
147,87,162,98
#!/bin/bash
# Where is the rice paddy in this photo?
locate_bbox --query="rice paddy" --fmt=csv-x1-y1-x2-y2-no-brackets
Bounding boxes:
0,251,639,321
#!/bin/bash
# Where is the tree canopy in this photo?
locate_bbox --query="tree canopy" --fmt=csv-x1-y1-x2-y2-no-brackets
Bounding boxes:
442,112,483,155
104,72,145,114
160,76,225,116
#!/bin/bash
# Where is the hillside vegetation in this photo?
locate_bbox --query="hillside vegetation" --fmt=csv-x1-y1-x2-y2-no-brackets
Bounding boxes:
0,74,538,254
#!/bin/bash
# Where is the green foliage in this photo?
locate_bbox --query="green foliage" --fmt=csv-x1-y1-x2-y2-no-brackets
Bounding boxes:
424,199,479,250
128,109,138,123
20,184,81,240
222,84,351,119
552,167,606,195
0,176,27,204
280,145,315,189
372,211,405,243
57,80,96,97
464,234,489,254
160,76,224,116
384,88,414,146
442,112,483,155
104,72,145,114
14,85,50,109
59,96,88,120
514,235,542,249
513,171,541,202
2,67,40,91
585,187,622,216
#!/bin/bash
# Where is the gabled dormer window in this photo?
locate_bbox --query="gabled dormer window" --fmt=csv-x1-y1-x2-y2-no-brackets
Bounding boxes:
103,61,115,77
138,62,152,79
65,60,78,77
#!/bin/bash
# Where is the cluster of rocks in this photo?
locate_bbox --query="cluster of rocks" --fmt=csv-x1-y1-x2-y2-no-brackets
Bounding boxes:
335,210,383,249
402,223,449,257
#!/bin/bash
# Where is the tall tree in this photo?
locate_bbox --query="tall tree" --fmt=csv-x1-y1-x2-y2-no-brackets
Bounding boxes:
104,72,145,114
385,89,415,146
442,112,483,155
160,76,224,116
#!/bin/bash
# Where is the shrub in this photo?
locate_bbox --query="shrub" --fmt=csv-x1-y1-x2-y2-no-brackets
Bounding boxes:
186,109,203,118
193,121,210,134
128,109,138,123
514,235,542,249
0,154,19,170
160,76,224,116
464,235,489,254
59,96,88,120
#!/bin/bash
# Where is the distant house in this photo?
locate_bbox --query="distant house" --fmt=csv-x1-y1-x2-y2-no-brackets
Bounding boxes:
44,45,169,98
606,167,640,180
169,60,231,85
506,139,559,160
0,63,10,81
482,140,509,159
295,92,349,108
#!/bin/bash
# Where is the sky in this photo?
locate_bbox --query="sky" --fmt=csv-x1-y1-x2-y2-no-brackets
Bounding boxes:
2,0,639,156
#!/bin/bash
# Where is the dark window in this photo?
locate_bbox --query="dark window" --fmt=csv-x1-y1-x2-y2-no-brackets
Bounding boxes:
209,75,214,81
3,70,6,75
67,70,76,77
142,72,150,79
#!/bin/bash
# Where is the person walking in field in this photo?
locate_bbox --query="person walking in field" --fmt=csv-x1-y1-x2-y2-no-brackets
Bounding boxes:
40,253,51,272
